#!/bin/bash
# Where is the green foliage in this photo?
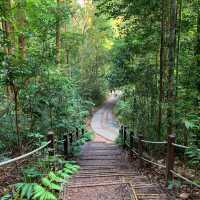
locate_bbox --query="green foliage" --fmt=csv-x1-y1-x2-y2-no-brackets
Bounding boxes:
15,183,36,200
32,184,57,200
185,147,200,168
0,0,110,154
96,0,200,141
22,166,43,182
70,130,93,156
83,131,93,141
1,161,80,200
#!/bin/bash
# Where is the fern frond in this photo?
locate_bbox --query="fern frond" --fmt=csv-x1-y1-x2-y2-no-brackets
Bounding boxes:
57,170,70,179
15,182,35,199
33,184,57,200
48,172,65,183
41,177,61,191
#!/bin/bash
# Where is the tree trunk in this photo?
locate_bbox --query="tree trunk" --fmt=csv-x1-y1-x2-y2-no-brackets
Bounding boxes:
157,0,168,140
2,0,12,55
195,7,200,92
56,0,61,65
167,0,177,135
175,0,182,99
13,86,20,150
16,1,26,59
18,33,26,58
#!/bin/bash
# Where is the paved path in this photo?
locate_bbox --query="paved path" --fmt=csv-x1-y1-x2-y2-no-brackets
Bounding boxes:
63,95,169,200
90,94,120,141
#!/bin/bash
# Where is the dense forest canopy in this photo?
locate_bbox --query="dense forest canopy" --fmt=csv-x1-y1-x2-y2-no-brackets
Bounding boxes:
0,0,199,163
95,0,200,146
0,0,200,199
0,0,199,166
0,0,112,152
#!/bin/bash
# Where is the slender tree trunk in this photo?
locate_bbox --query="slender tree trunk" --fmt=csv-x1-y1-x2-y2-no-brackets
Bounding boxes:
56,0,61,64
13,86,20,150
167,0,177,135
18,33,26,58
2,1,12,54
157,0,167,140
2,0,14,99
175,0,182,99
16,2,26,59
195,7,200,92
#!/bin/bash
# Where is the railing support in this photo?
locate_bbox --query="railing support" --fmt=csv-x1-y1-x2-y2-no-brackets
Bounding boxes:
166,134,176,184
130,131,134,155
47,131,54,156
123,126,127,148
69,132,73,145
76,127,79,140
138,134,144,168
119,125,123,138
81,128,84,137
64,134,69,160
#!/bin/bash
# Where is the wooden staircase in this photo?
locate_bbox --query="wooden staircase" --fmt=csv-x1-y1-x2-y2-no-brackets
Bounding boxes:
62,141,169,200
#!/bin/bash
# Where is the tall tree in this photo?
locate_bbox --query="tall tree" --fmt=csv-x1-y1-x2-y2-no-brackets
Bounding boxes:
195,3,200,92
56,0,61,64
167,0,177,135
2,0,12,55
16,1,26,59
157,0,167,139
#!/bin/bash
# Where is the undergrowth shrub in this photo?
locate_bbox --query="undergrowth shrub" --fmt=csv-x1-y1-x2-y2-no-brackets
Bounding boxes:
1,161,80,200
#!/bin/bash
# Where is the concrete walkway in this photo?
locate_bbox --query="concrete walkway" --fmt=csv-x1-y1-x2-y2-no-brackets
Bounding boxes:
90,94,120,141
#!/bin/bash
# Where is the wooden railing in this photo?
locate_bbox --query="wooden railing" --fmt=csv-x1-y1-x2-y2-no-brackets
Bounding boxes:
0,128,85,167
120,125,200,189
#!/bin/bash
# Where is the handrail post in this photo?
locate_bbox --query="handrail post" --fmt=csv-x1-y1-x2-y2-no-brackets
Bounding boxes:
69,132,73,145
64,134,69,160
119,125,123,138
69,132,73,156
130,131,134,154
81,128,84,137
166,134,176,184
47,131,54,156
76,127,79,140
138,134,144,168
123,126,127,148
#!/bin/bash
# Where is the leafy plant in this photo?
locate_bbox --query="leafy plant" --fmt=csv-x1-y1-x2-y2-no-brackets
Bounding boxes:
1,161,80,200
33,184,57,200
185,146,200,173
15,183,36,200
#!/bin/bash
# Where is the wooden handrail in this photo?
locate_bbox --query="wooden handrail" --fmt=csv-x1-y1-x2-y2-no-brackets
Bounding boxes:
141,140,167,144
120,125,200,188
170,170,200,188
172,143,200,151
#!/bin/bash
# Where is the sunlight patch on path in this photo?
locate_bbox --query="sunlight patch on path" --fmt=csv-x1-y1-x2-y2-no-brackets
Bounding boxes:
91,94,120,141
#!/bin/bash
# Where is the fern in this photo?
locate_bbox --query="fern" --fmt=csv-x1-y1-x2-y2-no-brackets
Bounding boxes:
41,177,61,191
48,172,65,183
66,161,77,165
63,168,74,175
1,193,12,200
65,164,80,172
56,170,70,179
33,185,57,200
15,183,36,199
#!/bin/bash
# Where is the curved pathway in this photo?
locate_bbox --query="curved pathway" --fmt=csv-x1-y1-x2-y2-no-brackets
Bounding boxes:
63,93,169,200
91,94,120,141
